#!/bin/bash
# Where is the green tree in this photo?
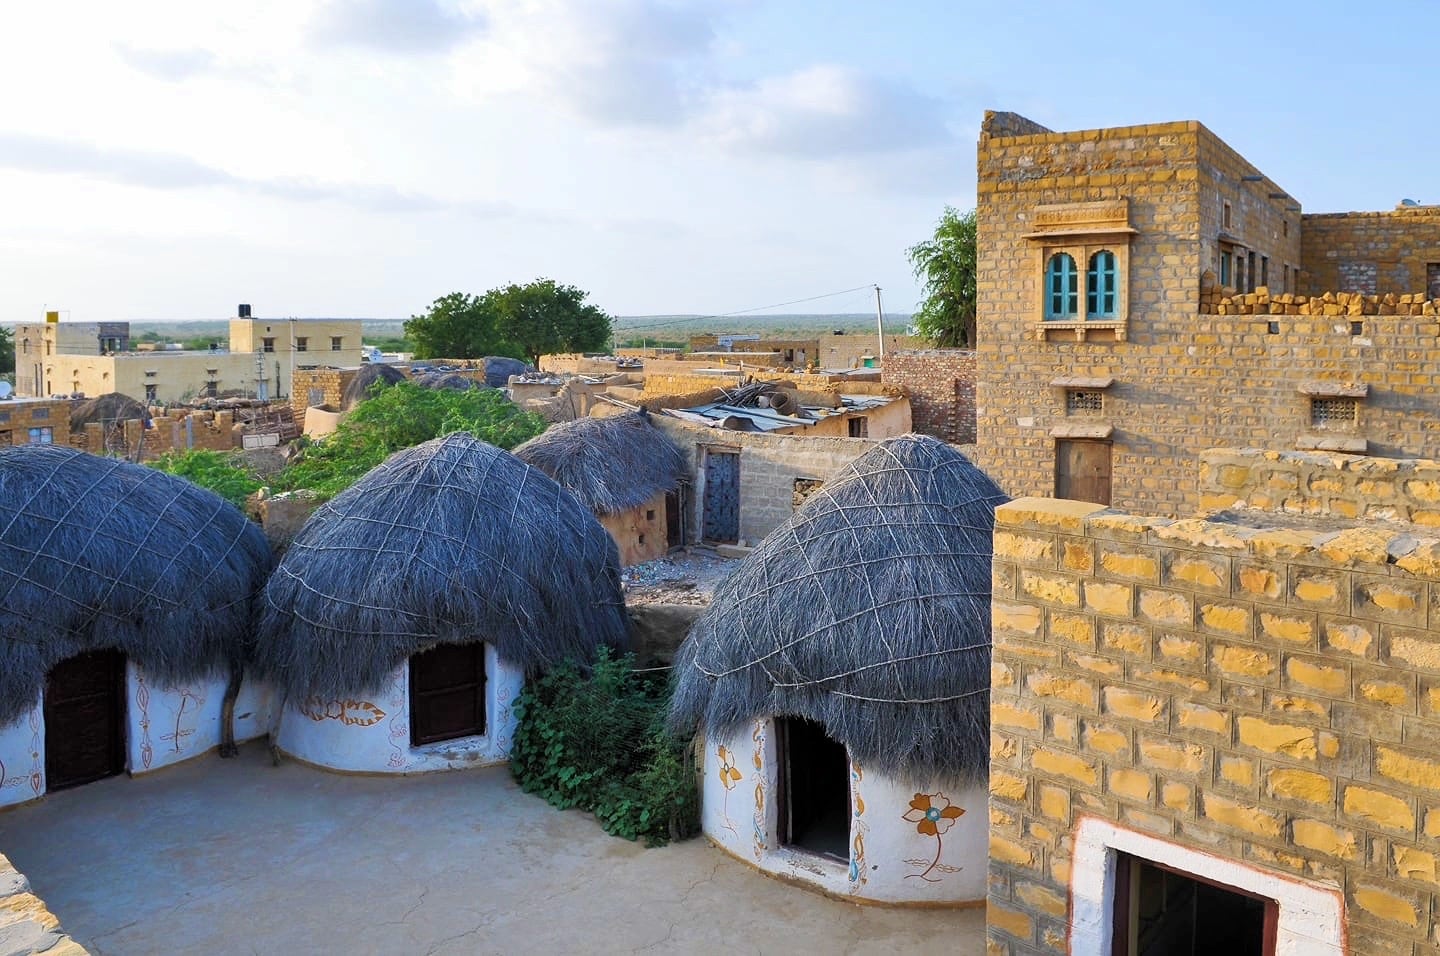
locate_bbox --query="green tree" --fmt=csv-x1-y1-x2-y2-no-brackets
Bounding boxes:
149,450,262,509
277,381,547,498
906,206,978,348
489,279,612,366
0,326,13,375
404,281,612,365
404,292,508,360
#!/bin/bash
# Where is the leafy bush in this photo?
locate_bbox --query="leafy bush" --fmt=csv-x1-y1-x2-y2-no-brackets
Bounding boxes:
148,449,261,508
510,648,698,846
276,381,547,499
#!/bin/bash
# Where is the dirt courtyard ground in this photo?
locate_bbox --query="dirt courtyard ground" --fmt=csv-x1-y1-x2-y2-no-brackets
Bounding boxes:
0,745,985,954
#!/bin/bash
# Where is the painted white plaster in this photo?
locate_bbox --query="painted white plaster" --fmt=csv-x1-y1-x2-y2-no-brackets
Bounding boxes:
128,664,277,775
276,644,523,774
0,698,44,808
701,720,987,904
1069,816,1346,956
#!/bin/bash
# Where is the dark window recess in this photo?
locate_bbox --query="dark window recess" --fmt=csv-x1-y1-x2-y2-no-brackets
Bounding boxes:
776,717,850,861
646,509,655,521
637,533,645,545
1350,321,1364,337
665,488,684,549
1428,263,1440,300
848,416,869,438
1112,853,1275,956
1067,390,1103,416
44,649,127,790
1267,321,1280,335
409,642,487,746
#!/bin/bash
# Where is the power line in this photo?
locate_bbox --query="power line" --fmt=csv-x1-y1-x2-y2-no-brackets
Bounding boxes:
615,284,876,333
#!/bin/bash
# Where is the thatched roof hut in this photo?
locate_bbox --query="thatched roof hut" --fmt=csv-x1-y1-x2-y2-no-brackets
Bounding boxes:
513,411,688,516
413,371,486,392
483,356,531,388
69,393,147,432
253,433,630,700
0,445,272,726
340,364,407,409
669,434,1007,784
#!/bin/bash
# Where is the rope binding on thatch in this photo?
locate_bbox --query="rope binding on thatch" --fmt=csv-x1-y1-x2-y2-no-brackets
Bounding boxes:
513,411,688,515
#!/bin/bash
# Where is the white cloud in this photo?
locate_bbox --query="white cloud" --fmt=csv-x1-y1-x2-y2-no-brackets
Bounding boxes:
697,65,950,159
309,0,485,54
114,45,218,82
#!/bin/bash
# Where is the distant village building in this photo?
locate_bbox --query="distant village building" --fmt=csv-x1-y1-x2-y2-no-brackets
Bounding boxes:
0,445,273,807
974,110,1440,516
15,307,362,404
672,436,1005,904
252,434,629,774
0,396,70,447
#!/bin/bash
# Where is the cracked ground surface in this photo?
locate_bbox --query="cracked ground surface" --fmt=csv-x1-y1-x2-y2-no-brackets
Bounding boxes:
0,744,985,954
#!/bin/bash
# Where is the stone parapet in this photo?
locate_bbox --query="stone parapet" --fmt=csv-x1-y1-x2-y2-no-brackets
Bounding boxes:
989,495,1440,955
0,853,87,955
1200,448,1440,527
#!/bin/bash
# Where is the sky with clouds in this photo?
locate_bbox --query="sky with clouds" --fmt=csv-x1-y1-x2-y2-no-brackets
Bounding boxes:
1,1,1434,322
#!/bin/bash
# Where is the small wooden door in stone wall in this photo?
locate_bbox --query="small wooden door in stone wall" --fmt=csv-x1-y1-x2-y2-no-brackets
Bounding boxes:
702,450,740,543
1055,440,1112,506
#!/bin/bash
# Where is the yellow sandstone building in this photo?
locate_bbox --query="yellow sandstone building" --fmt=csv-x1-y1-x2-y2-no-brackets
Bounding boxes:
15,312,362,404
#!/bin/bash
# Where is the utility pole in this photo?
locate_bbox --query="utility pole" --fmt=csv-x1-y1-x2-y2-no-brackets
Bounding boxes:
874,284,886,359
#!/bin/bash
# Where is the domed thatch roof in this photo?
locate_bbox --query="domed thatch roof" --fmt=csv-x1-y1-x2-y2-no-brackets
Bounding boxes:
69,392,147,432
413,371,486,392
669,435,1007,784
0,445,272,725
513,411,688,515
483,356,531,388
253,433,630,700
340,364,407,409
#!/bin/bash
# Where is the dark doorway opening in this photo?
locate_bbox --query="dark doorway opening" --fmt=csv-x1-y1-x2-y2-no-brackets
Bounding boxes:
776,717,850,861
44,649,127,791
1055,439,1112,506
410,642,487,746
1113,853,1276,956
665,487,685,549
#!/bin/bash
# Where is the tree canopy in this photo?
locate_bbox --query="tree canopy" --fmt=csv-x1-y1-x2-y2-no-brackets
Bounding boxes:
906,207,977,348
275,380,547,499
0,326,13,376
404,280,612,364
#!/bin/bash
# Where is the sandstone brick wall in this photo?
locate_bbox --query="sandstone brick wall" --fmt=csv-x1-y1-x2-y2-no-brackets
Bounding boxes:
1199,448,1440,526
290,367,358,424
71,412,237,457
0,853,87,955
1302,208,1440,297
654,417,875,544
989,495,1440,955
0,399,71,446
882,349,976,444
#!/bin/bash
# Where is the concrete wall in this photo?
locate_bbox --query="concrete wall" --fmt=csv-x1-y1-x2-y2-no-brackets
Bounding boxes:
275,646,523,773
1302,207,1440,297
883,350,976,444
702,721,988,904
655,417,876,545
988,493,1440,955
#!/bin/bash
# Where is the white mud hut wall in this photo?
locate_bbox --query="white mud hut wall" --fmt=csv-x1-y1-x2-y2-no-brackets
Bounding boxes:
701,721,988,904
276,647,523,773
0,668,276,808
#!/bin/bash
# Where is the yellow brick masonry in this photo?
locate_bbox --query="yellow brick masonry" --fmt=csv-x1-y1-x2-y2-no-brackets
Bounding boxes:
988,493,1440,956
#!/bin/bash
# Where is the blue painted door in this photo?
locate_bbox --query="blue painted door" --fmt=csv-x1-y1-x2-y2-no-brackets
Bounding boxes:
702,450,740,543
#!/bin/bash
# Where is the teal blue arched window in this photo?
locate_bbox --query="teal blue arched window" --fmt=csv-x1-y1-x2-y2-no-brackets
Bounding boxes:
1087,250,1117,317
1045,253,1078,319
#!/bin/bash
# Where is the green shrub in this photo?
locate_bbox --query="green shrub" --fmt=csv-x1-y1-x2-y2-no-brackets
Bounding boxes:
148,449,261,509
510,648,698,846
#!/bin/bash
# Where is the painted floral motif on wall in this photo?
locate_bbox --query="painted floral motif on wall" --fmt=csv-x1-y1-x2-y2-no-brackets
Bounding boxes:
903,792,965,882
717,744,742,836
848,762,869,890
297,696,387,727
751,721,767,860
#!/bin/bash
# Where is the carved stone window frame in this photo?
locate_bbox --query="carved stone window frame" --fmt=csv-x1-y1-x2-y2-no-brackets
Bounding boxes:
1026,200,1136,342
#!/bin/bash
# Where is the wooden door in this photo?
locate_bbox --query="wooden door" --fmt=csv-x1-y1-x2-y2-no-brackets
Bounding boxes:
665,489,684,549
702,450,740,543
44,649,127,790
1055,440,1112,506
409,643,487,746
